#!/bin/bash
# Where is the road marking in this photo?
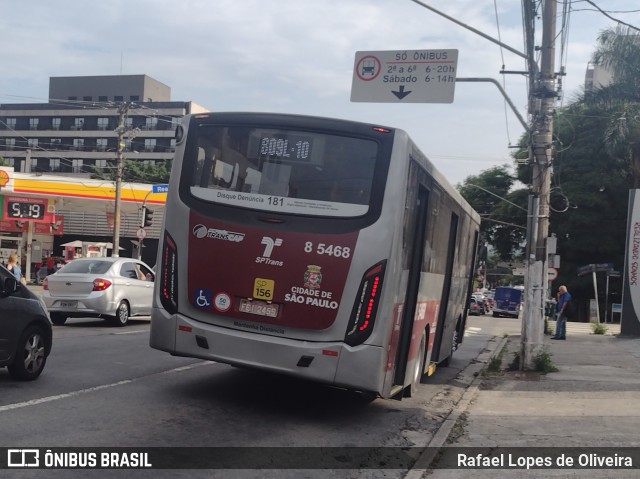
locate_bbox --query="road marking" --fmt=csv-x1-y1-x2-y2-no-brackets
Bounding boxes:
0,362,211,413
464,326,483,336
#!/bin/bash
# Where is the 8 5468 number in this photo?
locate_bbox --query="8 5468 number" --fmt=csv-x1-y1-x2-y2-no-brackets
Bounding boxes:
304,242,351,258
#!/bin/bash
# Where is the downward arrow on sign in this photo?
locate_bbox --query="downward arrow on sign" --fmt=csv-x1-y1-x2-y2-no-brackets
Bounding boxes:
392,85,412,100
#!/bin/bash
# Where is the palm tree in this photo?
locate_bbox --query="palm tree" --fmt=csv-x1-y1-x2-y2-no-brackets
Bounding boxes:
582,26,640,186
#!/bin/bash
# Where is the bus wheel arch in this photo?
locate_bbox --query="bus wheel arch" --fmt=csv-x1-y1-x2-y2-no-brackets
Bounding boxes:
405,327,428,397
441,316,461,367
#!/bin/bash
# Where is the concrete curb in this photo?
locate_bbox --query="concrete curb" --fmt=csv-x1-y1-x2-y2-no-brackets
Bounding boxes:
403,334,511,479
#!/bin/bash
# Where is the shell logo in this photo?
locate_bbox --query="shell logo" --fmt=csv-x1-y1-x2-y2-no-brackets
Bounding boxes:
0,169,9,187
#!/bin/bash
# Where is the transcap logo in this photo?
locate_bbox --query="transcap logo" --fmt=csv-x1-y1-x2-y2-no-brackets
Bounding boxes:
8,449,39,467
192,224,245,242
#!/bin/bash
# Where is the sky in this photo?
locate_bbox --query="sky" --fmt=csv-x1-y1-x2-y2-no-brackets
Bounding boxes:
1,0,640,186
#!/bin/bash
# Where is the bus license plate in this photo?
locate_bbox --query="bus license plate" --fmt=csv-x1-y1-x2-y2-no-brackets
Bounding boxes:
239,299,278,318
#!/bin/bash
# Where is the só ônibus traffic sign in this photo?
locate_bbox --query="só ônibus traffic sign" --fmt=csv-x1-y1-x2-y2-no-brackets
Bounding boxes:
351,49,458,104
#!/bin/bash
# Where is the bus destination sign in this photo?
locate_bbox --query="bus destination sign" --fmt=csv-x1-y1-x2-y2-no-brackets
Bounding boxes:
351,49,458,104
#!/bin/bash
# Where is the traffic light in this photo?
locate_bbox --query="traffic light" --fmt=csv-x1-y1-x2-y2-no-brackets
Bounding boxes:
142,207,154,227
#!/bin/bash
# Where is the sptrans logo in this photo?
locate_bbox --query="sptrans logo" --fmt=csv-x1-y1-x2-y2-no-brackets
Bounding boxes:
192,224,245,242
256,236,283,266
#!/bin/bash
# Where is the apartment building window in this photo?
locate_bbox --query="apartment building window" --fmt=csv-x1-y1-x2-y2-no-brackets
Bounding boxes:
114,96,123,102
124,138,132,151
169,138,176,152
144,117,158,130
96,138,108,151
31,158,38,171
72,118,84,130
72,159,83,173
27,138,38,149
83,96,92,102
130,95,140,102
68,96,77,101
51,138,62,149
49,158,61,172
4,158,15,167
170,117,181,129
95,159,107,171
6,118,16,129
126,117,133,128
97,117,109,130
5,138,16,150
29,118,39,130
98,96,108,102
73,139,85,151
52,117,61,130
144,139,156,152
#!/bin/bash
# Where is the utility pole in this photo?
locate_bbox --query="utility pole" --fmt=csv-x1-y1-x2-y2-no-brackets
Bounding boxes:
521,0,557,369
112,102,129,257
408,0,559,369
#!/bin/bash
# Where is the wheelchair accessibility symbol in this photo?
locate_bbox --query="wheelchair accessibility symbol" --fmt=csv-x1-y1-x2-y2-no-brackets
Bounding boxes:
194,289,213,308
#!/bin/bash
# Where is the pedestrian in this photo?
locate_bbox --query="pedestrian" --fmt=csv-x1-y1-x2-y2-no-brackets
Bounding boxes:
6,252,23,283
46,254,55,276
552,285,572,340
37,263,48,284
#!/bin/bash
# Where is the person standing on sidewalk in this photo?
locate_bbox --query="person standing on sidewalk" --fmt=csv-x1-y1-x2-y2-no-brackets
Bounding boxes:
552,285,571,340
5,253,23,283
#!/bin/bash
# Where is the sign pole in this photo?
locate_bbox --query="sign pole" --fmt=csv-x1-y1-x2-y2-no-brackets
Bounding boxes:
592,271,601,324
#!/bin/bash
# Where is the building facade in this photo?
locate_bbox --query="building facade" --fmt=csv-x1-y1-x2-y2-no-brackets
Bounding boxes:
0,74,206,175
0,75,207,277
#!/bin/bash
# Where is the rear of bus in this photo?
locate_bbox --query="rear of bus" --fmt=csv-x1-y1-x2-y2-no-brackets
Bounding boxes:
150,112,403,396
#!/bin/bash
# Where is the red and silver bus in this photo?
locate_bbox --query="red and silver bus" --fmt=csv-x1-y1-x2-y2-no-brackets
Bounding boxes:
150,112,480,399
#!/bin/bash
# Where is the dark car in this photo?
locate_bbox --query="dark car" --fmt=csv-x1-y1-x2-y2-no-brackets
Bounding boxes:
469,298,484,316
472,293,490,314
0,263,53,380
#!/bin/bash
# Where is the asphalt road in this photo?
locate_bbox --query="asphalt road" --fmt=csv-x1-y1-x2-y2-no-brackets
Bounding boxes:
0,314,520,478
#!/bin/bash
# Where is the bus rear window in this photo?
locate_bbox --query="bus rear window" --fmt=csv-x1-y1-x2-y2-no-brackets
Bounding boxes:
188,126,378,217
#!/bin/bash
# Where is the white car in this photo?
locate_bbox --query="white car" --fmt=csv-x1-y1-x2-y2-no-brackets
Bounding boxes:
43,257,155,326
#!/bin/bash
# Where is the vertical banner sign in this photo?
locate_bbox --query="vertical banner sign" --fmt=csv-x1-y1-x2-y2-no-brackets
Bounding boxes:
621,189,640,336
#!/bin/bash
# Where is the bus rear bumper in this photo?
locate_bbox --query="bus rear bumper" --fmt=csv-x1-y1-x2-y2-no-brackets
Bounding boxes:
150,307,386,394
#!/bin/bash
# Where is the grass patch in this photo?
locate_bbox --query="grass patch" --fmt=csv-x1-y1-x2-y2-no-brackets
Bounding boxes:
533,349,559,374
591,322,608,335
507,351,521,371
507,349,558,374
481,341,508,377
446,411,468,444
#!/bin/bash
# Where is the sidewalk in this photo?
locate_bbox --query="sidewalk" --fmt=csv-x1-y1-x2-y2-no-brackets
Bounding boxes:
418,324,640,477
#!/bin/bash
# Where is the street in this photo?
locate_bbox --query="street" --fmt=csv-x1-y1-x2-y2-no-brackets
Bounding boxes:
0,314,520,478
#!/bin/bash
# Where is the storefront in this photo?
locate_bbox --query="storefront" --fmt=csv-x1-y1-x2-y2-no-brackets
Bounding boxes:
0,166,166,282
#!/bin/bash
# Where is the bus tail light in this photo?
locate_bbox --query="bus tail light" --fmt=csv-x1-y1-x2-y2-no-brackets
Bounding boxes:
344,261,386,346
159,230,179,314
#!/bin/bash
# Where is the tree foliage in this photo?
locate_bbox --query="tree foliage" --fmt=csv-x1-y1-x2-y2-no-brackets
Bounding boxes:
457,27,639,301
457,165,528,261
90,159,172,183
548,103,630,299
582,26,640,187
